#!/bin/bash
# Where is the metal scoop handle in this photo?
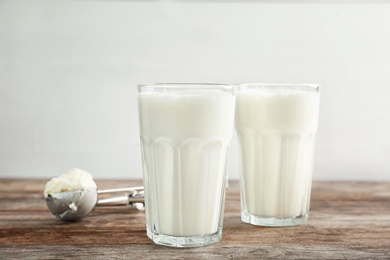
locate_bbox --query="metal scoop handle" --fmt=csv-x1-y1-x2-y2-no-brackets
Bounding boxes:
96,186,145,210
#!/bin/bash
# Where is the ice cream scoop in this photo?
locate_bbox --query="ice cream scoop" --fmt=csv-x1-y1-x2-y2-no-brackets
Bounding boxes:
44,168,144,221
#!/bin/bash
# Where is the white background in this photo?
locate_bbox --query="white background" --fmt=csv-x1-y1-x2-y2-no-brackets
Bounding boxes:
1,0,390,180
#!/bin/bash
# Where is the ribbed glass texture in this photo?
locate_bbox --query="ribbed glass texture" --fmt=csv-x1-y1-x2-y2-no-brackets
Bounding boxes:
236,84,320,226
138,83,235,247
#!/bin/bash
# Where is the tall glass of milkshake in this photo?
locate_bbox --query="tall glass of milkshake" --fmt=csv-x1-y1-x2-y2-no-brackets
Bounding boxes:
138,83,236,247
235,84,320,226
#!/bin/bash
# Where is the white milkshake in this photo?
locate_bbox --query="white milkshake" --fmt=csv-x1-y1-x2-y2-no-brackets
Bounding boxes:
138,84,235,247
235,84,320,226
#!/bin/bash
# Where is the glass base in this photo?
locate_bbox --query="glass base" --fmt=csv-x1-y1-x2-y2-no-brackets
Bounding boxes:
241,211,308,227
146,225,222,248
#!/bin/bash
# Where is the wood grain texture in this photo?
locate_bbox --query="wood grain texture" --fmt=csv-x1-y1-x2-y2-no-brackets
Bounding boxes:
1,179,390,259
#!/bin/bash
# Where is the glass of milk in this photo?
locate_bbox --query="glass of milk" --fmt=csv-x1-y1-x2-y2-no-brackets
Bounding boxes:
137,83,236,247
235,84,320,226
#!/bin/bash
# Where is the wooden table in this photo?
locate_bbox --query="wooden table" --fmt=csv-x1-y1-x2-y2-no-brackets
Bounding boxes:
1,179,389,259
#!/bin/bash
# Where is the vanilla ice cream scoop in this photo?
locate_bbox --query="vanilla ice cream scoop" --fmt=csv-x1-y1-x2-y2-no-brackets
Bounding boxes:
44,168,97,196
44,168,144,221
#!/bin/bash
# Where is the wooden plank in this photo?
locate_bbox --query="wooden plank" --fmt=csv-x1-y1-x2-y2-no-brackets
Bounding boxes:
0,179,389,259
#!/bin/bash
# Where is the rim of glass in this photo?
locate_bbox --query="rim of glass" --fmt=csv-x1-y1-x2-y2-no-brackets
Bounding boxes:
237,83,321,92
238,83,320,90
238,83,319,87
138,83,235,91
